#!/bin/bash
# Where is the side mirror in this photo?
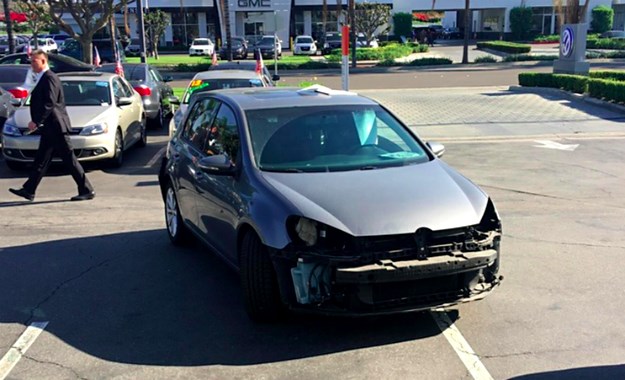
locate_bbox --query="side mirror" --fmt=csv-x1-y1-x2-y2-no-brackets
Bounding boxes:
197,154,236,175
117,96,133,106
10,97,22,107
426,141,445,158
168,96,180,105
272,74,280,82
163,76,174,82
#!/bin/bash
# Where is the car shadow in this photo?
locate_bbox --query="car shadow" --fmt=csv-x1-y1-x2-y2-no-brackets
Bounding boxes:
0,229,453,366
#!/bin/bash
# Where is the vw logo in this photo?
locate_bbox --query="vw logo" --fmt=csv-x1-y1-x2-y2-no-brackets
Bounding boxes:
561,27,574,57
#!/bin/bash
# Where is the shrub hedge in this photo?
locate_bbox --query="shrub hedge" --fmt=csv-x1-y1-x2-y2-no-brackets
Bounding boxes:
503,54,557,62
477,41,532,54
518,71,625,104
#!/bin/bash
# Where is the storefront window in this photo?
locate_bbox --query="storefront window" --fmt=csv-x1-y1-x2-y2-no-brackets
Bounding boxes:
171,10,199,46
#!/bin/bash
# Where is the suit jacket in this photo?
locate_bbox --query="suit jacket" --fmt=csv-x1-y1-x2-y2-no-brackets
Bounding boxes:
30,69,72,136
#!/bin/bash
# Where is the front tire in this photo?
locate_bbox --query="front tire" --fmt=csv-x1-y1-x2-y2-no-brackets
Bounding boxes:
165,184,192,245
110,129,124,168
240,232,284,322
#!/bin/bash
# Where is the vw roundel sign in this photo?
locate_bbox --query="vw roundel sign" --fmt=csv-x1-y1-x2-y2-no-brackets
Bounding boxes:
561,27,574,57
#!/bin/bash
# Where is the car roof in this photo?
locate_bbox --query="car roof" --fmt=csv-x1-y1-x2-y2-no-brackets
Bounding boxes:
192,70,260,80
58,72,116,80
201,86,376,111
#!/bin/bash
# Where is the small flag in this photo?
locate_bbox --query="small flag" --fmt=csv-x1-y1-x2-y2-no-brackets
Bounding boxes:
255,49,264,76
114,49,124,78
211,51,218,66
93,45,101,67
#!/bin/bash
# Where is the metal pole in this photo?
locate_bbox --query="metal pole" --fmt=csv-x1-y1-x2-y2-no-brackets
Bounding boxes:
3,0,15,54
136,0,147,63
274,11,278,76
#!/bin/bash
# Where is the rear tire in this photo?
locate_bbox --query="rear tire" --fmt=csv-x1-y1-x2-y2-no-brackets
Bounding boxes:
137,118,147,148
240,232,284,322
165,183,192,245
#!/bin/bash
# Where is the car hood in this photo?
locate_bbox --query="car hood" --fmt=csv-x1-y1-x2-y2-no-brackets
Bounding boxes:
260,160,488,236
9,105,112,128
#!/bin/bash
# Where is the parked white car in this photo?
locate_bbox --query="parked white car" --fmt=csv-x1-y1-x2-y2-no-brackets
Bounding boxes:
25,38,58,53
356,33,379,48
2,72,146,169
188,38,215,56
293,35,318,55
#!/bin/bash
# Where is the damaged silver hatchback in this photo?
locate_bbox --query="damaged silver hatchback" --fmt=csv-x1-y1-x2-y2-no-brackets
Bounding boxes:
159,86,502,321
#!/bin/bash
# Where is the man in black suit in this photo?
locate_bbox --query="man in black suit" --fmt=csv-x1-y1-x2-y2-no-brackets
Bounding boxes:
9,50,95,202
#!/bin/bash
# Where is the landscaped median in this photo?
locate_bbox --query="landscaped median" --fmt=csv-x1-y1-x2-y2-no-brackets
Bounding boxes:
518,71,625,104
477,41,532,54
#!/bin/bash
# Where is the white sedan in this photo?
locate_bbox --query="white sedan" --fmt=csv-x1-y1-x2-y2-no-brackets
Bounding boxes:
2,72,146,169
293,35,317,55
189,38,215,56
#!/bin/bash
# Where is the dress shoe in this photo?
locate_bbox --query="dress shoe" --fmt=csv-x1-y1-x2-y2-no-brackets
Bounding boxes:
70,191,95,201
9,188,34,201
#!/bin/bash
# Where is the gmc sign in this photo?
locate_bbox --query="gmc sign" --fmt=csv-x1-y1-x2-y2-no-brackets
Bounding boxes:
238,0,271,7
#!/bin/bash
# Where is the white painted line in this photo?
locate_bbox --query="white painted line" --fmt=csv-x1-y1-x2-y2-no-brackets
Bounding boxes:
145,146,166,168
430,311,494,380
0,321,49,380
533,140,579,151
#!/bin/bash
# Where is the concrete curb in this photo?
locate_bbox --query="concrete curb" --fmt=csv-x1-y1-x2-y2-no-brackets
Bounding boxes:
508,85,625,115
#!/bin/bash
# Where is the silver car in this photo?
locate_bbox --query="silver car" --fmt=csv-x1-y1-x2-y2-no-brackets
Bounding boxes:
158,86,502,321
2,72,146,169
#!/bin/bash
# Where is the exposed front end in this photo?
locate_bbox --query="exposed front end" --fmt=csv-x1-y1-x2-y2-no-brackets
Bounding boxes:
271,201,503,316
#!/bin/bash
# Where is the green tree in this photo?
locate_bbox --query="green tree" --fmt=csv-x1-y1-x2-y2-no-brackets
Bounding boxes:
144,9,168,59
591,5,613,34
510,6,533,41
392,12,412,40
44,0,134,64
353,1,391,46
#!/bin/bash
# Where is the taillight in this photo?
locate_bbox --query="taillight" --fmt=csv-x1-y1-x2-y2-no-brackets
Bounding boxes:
8,88,28,99
134,85,152,96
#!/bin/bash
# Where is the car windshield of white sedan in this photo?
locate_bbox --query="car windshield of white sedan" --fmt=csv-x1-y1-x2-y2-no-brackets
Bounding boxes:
192,39,211,46
62,80,111,106
297,37,314,44
248,105,430,172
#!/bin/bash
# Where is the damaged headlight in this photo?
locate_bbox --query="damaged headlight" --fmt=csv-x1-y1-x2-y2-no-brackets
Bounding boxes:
295,217,318,246
287,216,351,251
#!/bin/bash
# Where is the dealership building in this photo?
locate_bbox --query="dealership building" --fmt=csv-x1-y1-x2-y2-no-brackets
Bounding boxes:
115,0,624,48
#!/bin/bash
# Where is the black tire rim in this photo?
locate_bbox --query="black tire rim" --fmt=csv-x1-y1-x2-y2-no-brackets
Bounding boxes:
165,187,178,237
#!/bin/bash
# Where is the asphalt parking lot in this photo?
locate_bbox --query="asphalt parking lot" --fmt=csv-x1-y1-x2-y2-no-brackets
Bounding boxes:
1,86,625,379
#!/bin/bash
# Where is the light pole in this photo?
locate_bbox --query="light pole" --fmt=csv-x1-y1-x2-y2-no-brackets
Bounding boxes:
136,0,147,63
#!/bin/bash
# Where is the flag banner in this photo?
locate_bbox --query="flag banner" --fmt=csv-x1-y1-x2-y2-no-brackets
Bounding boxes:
255,49,264,76
93,45,101,67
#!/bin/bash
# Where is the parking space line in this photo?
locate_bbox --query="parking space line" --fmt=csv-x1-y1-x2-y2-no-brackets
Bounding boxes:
145,146,167,168
0,321,49,380
430,311,494,380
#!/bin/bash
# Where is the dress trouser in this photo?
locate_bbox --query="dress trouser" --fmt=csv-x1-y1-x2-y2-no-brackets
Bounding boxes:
23,133,94,195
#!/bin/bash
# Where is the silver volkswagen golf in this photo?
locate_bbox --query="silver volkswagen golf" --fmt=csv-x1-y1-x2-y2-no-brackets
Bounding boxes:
158,86,503,321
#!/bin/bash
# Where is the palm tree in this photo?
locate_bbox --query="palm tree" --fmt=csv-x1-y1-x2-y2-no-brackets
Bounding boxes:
554,0,591,24
432,0,470,64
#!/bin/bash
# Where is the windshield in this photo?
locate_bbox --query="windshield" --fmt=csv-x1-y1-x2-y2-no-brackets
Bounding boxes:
247,105,430,172
297,37,314,44
61,80,111,106
259,37,275,45
183,78,264,104
193,39,211,46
